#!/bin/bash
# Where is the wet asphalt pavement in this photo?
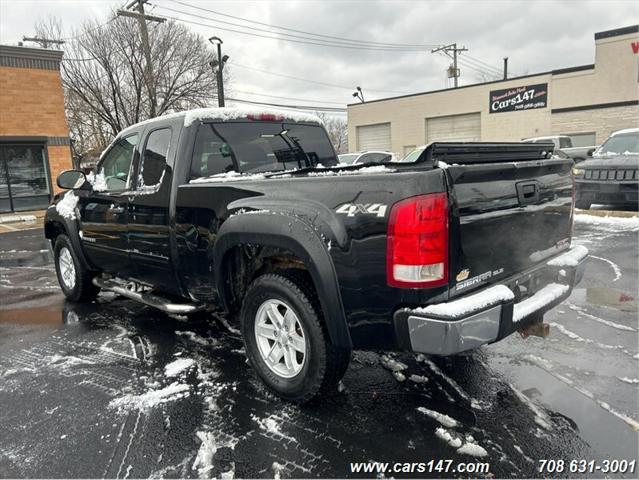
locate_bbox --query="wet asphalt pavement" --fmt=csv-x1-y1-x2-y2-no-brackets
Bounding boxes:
0,215,637,479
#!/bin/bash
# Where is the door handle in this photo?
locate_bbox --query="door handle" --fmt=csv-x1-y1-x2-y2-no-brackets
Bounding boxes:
516,181,540,206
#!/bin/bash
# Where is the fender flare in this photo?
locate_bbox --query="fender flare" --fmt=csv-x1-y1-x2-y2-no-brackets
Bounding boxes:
213,212,352,349
44,208,95,271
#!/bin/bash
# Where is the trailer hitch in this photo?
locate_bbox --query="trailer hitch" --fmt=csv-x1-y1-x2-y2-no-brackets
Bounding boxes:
518,321,550,339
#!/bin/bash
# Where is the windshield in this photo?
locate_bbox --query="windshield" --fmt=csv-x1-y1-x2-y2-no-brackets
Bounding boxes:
190,122,338,178
338,153,360,165
595,132,639,156
397,146,426,163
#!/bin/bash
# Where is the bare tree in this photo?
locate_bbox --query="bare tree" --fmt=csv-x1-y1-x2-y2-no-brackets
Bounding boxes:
35,14,223,161
316,112,348,154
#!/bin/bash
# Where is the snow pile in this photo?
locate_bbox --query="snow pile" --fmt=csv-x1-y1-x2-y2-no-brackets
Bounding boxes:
457,441,488,457
547,245,588,267
55,191,79,220
393,371,406,382
413,285,514,318
272,462,285,480
192,431,217,478
434,427,462,448
164,358,195,378
408,374,428,384
109,382,190,411
380,355,408,372
512,283,569,322
86,171,108,191
184,106,321,127
575,214,639,231
190,171,266,184
417,407,459,428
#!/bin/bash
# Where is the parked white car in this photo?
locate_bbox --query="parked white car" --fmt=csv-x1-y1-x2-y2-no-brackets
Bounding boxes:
338,151,394,165
522,135,596,162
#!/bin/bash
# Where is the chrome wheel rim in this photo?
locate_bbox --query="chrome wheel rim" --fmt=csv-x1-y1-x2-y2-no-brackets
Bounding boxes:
58,247,76,290
254,299,307,378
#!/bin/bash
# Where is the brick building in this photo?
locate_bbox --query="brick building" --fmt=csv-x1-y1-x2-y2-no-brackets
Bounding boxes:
347,25,639,158
0,45,73,212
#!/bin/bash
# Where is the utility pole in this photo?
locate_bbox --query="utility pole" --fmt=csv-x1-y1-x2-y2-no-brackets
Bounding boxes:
208,37,228,107
503,57,509,80
22,36,65,49
431,43,468,88
117,0,165,117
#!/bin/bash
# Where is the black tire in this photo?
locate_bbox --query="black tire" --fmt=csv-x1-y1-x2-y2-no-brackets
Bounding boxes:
54,234,100,302
575,199,591,210
240,272,351,403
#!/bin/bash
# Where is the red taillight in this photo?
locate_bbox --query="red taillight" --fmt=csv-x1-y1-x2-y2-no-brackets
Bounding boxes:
387,193,449,288
246,113,285,122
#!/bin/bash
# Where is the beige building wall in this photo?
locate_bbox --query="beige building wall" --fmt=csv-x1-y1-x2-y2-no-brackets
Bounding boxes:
347,26,639,156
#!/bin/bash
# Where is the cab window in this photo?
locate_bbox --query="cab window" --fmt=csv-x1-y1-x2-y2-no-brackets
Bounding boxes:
98,134,138,192
140,128,171,188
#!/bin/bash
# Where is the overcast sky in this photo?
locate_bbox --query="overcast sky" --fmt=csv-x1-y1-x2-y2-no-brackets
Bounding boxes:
1,0,637,115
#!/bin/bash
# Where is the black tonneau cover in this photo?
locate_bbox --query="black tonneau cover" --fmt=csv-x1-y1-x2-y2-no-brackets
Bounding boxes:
422,142,555,166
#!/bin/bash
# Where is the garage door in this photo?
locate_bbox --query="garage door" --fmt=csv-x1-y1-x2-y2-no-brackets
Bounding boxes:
426,113,481,143
357,123,391,151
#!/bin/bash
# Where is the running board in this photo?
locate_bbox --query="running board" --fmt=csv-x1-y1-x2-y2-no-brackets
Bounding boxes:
93,277,205,314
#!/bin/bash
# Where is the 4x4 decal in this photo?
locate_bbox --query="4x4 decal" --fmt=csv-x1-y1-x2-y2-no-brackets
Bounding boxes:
335,203,387,218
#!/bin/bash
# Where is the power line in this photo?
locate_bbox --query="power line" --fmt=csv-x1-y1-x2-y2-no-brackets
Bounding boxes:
231,89,346,105
154,10,428,52
227,97,346,112
230,62,412,95
158,0,437,49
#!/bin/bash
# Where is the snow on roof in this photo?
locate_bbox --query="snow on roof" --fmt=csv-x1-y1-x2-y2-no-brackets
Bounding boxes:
611,127,639,136
119,106,322,136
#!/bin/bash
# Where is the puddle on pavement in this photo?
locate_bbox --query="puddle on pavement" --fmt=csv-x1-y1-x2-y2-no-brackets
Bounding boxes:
0,297,69,325
571,287,637,312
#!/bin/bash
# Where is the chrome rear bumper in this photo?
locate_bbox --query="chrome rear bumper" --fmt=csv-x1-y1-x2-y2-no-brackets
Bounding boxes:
393,245,588,355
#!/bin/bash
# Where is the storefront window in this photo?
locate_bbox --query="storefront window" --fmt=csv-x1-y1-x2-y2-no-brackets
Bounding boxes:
0,144,51,212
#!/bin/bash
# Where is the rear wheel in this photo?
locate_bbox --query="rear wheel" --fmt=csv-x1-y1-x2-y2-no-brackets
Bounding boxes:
240,272,351,403
54,234,100,302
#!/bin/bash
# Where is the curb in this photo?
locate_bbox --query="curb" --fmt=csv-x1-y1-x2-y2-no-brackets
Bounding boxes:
575,209,639,218
0,214,37,224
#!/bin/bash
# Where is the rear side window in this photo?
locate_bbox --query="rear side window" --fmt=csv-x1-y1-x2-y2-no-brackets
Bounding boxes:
139,128,171,188
559,137,572,149
190,122,337,179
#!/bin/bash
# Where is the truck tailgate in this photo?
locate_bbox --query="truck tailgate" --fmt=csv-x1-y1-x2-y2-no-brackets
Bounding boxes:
436,144,574,297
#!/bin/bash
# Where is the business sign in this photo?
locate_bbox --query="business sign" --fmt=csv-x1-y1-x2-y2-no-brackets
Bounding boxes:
489,83,548,114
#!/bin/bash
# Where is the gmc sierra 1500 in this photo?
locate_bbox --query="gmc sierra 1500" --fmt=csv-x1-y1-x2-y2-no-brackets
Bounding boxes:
45,107,588,402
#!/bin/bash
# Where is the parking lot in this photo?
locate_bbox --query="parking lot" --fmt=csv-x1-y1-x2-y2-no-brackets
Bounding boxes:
0,213,637,478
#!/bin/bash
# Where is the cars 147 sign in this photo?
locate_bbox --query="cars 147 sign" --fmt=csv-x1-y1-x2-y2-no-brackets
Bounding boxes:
489,83,548,113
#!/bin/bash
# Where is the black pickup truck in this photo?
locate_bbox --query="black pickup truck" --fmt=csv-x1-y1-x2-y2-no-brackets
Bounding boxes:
45,107,588,402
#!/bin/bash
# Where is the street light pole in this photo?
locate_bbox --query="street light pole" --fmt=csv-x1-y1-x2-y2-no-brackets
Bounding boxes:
209,36,227,107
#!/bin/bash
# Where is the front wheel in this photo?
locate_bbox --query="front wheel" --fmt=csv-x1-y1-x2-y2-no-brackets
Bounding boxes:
240,272,351,403
54,234,100,302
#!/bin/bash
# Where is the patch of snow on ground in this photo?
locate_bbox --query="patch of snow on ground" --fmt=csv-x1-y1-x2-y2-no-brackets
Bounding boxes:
457,441,488,457
589,255,622,282
414,285,514,318
575,214,639,232
164,358,195,377
192,431,217,478
408,374,428,384
393,371,406,382
109,382,190,412
272,462,285,480
417,407,458,428
567,303,636,332
434,427,462,448
176,330,217,346
55,191,79,220
618,377,639,384
380,355,408,372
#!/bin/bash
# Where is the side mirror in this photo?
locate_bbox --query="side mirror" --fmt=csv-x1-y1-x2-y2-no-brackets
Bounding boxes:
587,148,595,157
57,169,90,190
